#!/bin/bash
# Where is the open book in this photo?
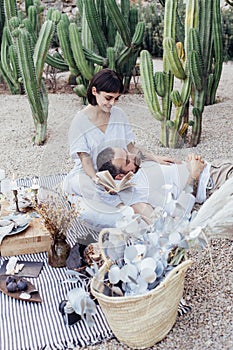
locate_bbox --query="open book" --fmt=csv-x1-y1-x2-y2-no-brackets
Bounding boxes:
96,170,135,193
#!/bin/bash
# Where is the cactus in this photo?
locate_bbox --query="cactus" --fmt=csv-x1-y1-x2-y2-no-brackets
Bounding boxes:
55,0,145,102
57,16,79,76
0,0,57,144
0,0,22,93
12,18,55,145
140,0,223,148
105,0,131,47
69,23,93,80
0,25,22,93
0,0,50,95
206,0,223,105
0,0,5,44
84,0,107,57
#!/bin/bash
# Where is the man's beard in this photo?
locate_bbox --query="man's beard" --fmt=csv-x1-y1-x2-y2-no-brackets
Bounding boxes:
134,155,141,173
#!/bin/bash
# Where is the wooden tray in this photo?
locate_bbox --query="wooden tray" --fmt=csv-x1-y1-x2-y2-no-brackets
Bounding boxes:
0,275,42,303
0,261,44,278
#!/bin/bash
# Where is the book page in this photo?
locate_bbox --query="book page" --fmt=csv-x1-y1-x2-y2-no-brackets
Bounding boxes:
96,170,116,190
96,170,135,193
119,171,134,188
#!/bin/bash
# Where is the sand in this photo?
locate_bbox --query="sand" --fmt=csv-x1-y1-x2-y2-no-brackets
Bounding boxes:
0,60,232,350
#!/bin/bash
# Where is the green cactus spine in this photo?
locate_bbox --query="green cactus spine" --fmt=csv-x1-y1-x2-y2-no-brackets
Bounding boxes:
0,25,21,93
116,46,132,68
163,37,186,79
14,17,55,145
46,53,69,71
0,0,5,44
105,0,131,47
96,0,107,36
15,28,48,142
84,0,107,57
3,0,17,26
107,47,116,70
154,72,165,97
83,47,107,67
81,2,94,51
129,7,138,37
207,0,223,105
170,90,183,107
69,23,93,80
131,21,145,47
106,16,116,47
140,50,163,122
57,18,79,76
34,20,55,82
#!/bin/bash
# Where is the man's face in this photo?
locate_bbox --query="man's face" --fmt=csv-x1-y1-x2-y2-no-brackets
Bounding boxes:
112,148,141,174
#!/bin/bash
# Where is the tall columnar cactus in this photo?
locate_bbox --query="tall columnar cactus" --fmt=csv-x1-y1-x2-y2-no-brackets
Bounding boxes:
56,0,145,102
0,0,48,95
12,18,55,145
0,0,21,93
0,0,5,44
0,0,56,144
140,0,223,148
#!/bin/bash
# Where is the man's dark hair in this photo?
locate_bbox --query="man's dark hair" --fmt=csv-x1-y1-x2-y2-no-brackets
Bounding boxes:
87,69,124,106
96,147,121,178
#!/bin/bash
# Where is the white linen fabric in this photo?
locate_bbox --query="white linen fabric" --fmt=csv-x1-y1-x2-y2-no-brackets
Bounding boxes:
63,106,134,207
119,161,191,206
119,161,195,216
68,106,134,171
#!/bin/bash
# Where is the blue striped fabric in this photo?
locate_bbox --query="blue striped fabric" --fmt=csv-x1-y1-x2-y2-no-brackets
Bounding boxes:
17,174,100,244
0,253,113,350
0,175,191,350
1,175,111,349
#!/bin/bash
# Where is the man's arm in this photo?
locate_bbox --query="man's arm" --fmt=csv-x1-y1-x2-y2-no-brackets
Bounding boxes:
127,143,180,165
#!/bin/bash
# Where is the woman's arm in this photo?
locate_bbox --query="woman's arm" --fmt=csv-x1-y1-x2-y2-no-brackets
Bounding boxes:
127,142,180,165
77,152,98,183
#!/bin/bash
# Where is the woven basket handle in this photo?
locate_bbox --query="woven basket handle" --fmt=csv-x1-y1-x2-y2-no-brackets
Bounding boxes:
161,259,192,286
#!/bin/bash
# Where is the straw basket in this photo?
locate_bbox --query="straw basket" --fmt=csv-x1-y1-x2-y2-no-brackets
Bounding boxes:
91,229,192,349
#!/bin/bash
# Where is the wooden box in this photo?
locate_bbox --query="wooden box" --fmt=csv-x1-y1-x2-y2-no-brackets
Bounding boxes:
0,218,51,257
0,202,51,257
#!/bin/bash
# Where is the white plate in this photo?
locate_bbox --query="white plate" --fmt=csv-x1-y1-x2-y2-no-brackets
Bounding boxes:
0,221,30,244
9,223,30,235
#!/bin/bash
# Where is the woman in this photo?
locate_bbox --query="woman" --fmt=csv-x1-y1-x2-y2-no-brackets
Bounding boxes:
63,68,174,207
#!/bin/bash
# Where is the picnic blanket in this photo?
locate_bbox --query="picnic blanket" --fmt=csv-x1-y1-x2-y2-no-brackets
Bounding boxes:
0,175,191,349
17,174,100,244
1,175,112,349
0,252,113,350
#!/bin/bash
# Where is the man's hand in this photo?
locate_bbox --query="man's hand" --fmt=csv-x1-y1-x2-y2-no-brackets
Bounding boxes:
153,155,181,165
128,145,181,166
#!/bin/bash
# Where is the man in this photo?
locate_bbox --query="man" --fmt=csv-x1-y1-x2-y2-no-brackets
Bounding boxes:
96,147,233,222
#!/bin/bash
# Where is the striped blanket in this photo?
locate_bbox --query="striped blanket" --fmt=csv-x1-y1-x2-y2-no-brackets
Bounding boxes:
0,253,112,350
0,175,191,350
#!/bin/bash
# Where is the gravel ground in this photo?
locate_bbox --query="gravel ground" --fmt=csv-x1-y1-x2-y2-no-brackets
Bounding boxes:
0,61,232,349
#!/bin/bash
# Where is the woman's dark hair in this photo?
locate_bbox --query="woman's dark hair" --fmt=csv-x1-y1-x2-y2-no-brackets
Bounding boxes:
87,69,124,105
